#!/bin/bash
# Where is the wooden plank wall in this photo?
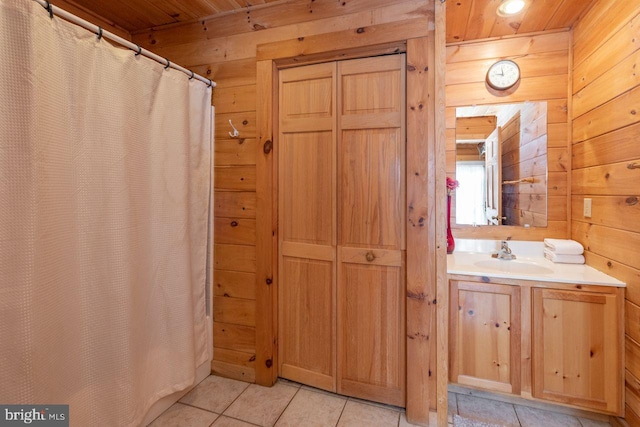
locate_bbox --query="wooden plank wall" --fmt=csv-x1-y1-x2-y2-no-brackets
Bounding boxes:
456,116,496,141
132,0,436,387
446,31,571,240
50,0,132,40
570,1,640,424
501,103,548,228
500,111,524,225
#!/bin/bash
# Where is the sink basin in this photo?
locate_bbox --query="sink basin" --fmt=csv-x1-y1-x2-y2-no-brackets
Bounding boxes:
474,259,554,275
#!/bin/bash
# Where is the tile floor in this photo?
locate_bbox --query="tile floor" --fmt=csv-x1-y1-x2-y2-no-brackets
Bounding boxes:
148,376,612,427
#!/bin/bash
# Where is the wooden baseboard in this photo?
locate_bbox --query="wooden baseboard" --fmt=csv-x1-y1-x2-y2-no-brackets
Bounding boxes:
211,360,255,383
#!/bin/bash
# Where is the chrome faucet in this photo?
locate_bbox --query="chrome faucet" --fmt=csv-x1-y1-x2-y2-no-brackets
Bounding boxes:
492,240,517,260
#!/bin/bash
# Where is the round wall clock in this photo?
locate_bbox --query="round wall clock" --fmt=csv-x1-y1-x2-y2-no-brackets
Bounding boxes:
486,60,520,90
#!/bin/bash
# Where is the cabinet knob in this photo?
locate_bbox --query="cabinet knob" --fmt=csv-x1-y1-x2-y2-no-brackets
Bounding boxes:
365,252,376,262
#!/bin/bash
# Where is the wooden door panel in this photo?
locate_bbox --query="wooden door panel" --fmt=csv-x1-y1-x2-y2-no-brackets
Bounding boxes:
339,128,404,249
340,56,403,117
338,257,405,406
280,256,335,391
532,288,621,413
336,54,406,407
458,290,512,386
338,54,405,251
341,113,403,130
280,118,333,133
340,246,402,266
281,241,335,262
280,131,334,245
280,64,334,121
449,281,521,394
279,55,407,405
278,62,337,392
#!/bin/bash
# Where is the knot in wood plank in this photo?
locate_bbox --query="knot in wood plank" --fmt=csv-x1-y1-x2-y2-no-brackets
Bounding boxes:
407,291,426,300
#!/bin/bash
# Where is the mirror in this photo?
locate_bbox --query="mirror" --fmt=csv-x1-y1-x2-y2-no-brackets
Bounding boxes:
454,101,548,227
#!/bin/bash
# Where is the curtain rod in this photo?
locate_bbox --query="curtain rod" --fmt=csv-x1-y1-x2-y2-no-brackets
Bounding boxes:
32,0,216,88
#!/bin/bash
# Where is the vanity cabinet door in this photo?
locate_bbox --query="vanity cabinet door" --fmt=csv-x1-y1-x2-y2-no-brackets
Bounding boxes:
450,280,521,394
532,288,622,414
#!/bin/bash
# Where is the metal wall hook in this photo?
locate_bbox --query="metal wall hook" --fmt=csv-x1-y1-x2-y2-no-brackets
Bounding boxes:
228,120,240,138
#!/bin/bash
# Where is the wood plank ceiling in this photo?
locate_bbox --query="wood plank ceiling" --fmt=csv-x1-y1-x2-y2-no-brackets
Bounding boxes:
446,0,596,43
61,0,595,43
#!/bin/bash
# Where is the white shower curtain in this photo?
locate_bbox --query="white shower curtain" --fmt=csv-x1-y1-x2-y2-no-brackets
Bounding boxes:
0,1,212,426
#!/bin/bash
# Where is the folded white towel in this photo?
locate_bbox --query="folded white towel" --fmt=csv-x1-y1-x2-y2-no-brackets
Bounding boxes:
544,248,585,264
543,238,584,255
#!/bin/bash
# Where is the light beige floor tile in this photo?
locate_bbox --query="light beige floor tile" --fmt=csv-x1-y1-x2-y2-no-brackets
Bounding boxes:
277,378,302,388
456,394,519,427
213,416,260,427
516,405,582,427
223,382,298,426
346,396,403,412
452,414,502,427
300,385,343,397
337,400,400,427
275,388,346,427
149,403,218,427
578,417,611,427
180,375,250,413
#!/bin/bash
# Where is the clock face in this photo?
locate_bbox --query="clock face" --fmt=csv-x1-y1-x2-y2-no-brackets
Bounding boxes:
486,60,520,90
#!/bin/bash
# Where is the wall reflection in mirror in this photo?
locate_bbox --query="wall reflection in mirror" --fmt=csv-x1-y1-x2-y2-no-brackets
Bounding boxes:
455,101,548,227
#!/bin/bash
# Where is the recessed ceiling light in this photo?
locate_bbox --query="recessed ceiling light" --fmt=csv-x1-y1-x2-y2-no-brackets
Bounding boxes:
497,0,525,16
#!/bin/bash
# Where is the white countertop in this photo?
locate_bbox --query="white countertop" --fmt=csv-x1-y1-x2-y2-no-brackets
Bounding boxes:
447,240,625,287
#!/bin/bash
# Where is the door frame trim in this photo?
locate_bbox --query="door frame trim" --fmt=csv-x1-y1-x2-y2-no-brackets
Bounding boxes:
253,4,447,423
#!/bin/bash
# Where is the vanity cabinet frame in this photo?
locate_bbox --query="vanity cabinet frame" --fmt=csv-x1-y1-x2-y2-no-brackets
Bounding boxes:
448,274,624,416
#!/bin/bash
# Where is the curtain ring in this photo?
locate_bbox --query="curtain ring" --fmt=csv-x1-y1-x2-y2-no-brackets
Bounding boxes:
44,1,53,19
207,79,213,88
189,71,195,80
96,27,103,40
164,59,171,70
134,45,142,56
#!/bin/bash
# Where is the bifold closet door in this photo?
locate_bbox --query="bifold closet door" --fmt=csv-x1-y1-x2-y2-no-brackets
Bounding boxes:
278,62,337,392
278,55,406,405
337,55,406,406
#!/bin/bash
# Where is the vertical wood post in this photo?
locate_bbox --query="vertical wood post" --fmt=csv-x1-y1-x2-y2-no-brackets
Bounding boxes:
255,59,278,386
406,33,437,424
405,3,446,422
435,1,449,426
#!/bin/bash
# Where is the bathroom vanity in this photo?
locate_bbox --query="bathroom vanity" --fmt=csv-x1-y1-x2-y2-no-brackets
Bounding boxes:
447,241,625,416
